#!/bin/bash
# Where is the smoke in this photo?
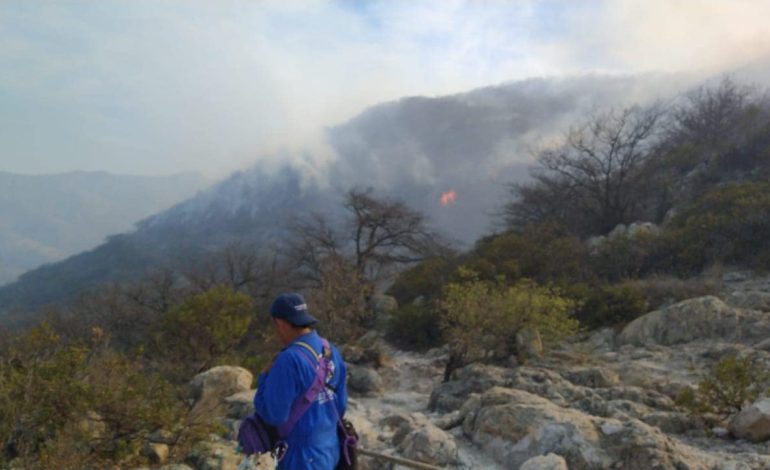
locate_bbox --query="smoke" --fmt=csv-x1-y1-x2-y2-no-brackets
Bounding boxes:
2,1,770,178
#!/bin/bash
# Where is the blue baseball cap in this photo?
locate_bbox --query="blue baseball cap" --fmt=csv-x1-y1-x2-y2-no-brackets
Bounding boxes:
270,293,318,327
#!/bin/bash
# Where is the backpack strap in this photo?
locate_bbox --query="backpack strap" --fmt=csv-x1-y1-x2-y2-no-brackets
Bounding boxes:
295,338,357,467
275,338,333,439
294,341,321,362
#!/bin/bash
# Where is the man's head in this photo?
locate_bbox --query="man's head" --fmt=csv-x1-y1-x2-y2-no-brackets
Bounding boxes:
269,293,317,345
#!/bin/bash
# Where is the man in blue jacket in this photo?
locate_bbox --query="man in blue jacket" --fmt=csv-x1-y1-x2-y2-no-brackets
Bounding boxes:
254,293,348,470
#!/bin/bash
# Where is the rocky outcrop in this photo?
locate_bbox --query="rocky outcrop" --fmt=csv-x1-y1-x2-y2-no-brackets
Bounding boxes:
619,296,770,346
189,366,253,422
459,386,722,469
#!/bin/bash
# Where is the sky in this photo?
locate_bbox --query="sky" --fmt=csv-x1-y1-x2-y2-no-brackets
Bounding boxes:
2,0,770,178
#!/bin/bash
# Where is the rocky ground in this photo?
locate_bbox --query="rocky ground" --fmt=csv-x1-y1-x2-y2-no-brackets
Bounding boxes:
142,272,770,470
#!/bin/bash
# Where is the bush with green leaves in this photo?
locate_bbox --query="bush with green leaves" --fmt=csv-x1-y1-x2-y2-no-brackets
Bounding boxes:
158,285,253,379
386,302,443,351
0,323,204,469
440,269,579,380
471,223,588,284
676,355,770,419
572,283,648,329
662,181,770,274
387,257,455,306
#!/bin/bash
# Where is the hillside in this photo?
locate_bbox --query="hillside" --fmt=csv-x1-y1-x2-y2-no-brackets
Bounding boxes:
0,171,207,285
0,74,687,316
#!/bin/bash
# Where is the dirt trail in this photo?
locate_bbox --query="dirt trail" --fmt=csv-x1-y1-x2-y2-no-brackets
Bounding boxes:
350,345,504,470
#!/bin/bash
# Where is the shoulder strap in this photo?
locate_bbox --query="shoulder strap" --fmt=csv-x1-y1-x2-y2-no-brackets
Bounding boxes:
294,341,320,362
275,338,333,438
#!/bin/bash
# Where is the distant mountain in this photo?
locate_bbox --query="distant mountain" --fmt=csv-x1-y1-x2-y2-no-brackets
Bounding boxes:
0,171,207,285
0,74,693,315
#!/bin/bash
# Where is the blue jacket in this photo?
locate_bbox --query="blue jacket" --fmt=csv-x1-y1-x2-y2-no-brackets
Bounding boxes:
254,331,348,470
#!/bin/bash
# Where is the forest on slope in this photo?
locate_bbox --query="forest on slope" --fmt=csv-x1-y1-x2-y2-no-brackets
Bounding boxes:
2,77,770,468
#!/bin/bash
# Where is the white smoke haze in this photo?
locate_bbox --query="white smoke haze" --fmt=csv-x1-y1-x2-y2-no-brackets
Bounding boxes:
2,0,770,178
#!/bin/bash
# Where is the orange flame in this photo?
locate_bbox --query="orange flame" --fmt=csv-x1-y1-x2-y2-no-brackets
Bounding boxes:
440,190,457,207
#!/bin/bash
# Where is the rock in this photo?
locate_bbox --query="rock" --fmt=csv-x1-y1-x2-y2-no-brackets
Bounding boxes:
462,386,719,470
77,411,106,441
627,222,659,238
158,466,194,470
429,363,512,412
190,366,253,401
584,328,617,352
619,296,770,346
463,387,611,469
347,364,383,396
641,411,696,435
142,442,169,465
379,413,416,447
564,367,619,388
185,438,244,470
587,235,606,250
149,429,177,445
224,390,256,419
398,423,458,466
516,327,544,363
433,409,463,430
723,271,750,283
520,453,569,470
730,398,770,442
725,290,770,312
608,223,628,238
189,366,253,422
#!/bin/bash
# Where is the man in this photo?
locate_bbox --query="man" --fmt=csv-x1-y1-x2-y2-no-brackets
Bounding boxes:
254,293,348,470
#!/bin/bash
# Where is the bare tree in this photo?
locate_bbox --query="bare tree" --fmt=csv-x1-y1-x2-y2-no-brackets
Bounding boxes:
670,77,753,155
344,188,448,281
506,105,663,236
288,188,450,288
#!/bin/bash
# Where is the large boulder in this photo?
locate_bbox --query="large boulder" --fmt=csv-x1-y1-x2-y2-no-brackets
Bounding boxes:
190,366,253,402
461,386,721,470
520,453,569,470
189,366,253,422
619,296,770,346
730,398,770,442
461,387,611,469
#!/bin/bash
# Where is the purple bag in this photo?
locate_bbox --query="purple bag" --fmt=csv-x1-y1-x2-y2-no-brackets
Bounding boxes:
237,413,283,457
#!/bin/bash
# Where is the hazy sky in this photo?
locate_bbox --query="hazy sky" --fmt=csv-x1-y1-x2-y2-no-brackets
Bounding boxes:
2,0,770,178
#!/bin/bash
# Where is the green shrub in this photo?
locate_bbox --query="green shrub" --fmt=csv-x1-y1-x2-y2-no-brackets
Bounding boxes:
0,323,202,469
386,303,443,351
158,285,253,379
589,230,660,281
662,181,770,274
573,283,648,329
440,269,579,380
471,223,588,284
387,257,455,305
676,355,770,419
